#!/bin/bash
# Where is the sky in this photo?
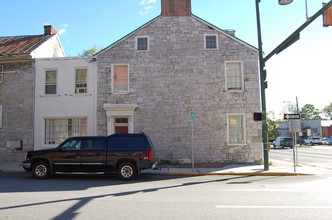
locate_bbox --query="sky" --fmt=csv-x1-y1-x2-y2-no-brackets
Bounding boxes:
1,0,331,118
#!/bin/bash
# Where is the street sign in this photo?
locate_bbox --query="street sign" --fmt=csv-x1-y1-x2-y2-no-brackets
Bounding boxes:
190,111,196,121
284,113,300,120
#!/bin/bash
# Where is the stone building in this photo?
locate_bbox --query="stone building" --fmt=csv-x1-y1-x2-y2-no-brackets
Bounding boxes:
96,0,262,164
0,25,65,161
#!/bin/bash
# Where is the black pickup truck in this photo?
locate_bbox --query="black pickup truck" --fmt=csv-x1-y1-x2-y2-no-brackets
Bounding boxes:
22,133,157,180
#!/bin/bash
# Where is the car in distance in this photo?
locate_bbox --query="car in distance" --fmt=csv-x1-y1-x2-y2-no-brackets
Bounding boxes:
22,133,157,180
322,138,329,145
272,137,293,149
303,137,322,145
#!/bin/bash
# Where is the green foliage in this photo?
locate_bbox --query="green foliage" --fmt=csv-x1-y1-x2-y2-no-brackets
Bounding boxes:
322,102,332,119
300,104,321,120
267,111,279,141
79,45,98,56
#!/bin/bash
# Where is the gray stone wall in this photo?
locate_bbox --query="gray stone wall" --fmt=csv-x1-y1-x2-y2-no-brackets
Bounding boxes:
0,62,34,161
97,16,262,164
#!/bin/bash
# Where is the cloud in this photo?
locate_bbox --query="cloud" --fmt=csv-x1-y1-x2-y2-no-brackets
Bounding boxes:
140,6,154,15
139,0,156,15
139,0,156,5
58,24,69,36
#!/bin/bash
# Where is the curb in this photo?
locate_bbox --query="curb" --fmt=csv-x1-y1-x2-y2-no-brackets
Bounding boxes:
167,171,309,176
144,170,310,176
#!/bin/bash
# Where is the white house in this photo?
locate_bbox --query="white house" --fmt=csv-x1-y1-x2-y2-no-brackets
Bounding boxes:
34,57,97,150
0,25,65,161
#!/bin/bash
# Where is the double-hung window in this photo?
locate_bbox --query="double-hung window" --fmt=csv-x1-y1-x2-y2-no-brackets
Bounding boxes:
75,69,87,94
225,61,243,91
205,34,218,49
112,64,129,94
44,118,87,145
0,65,3,83
45,70,57,94
227,114,246,145
136,36,149,51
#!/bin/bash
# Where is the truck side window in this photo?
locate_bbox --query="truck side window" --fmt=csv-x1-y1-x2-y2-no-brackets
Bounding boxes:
83,139,105,150
61,140,81,150
108,138,148,149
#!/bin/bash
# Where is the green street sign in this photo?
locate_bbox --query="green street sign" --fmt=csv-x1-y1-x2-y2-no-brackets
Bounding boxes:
190,111,196,121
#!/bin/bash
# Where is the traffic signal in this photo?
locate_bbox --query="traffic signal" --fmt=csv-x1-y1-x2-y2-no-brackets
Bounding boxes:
253,112,262,121
323,3,332,27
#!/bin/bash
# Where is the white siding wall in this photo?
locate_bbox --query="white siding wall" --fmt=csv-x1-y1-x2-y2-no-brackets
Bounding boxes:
34,57,96,150
31,35,66,58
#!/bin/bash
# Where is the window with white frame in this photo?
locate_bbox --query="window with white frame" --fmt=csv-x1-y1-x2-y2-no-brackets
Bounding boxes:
75,68,87,94
136,36,149,51
0,65,3,83
45,70,57,94
205,34,218,49
44,118,87,145
0,105,2,128
225,61,243,90
112,64,129,94
227,114,245,145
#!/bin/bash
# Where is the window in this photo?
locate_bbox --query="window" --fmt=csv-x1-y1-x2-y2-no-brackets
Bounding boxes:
61,139,81,150
0,105,2,128
83,139,105,150
112,64,129,94
227,114,245,145
45,70,57,94
136,36,149,51
205,34,218,49
44,118,87,145
75,69,87,94
0,65,3,83
225,61,243,90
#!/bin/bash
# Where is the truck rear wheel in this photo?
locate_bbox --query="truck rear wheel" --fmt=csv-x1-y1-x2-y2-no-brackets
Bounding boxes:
32,161,50,179
117,162,137,181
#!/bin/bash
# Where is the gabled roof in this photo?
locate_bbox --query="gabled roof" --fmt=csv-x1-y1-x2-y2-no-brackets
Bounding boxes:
0,34,53,56
95,14,257,57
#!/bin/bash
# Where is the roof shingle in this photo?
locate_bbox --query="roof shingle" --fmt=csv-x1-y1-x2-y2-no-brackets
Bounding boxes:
0,35,53,56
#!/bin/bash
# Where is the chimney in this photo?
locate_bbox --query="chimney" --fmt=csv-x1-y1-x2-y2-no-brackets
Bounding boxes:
161,0,191,17
44,25,57,35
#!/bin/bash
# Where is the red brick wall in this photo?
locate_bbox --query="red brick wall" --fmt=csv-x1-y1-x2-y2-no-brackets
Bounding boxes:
161,0,191,17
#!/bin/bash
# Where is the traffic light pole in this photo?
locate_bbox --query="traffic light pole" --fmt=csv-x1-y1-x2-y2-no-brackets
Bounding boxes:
255,0,332,171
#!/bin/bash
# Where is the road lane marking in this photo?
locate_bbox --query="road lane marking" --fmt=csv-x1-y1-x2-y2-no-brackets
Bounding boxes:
216,205,332,209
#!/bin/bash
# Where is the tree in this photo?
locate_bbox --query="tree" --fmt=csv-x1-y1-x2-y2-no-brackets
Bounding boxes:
267,111,279,141
322,102,332,119
282,102,297,114
300,104,321,120
79,45,98,56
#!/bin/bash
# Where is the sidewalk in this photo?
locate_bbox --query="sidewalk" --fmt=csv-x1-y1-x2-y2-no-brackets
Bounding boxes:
1,160,331,176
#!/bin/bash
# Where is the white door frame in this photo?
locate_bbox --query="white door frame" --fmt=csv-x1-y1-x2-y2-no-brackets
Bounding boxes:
103,103,137,135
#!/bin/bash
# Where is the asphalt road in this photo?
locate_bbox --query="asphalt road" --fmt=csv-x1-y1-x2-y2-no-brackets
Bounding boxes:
270,145,332,170
1,173,332,220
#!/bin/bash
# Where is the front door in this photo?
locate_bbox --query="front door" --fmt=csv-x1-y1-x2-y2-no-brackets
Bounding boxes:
116,126,128,134
115,118,128,134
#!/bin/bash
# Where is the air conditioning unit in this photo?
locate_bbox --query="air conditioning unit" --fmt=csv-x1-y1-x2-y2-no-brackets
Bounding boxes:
75,88,86,94
6,140,23,151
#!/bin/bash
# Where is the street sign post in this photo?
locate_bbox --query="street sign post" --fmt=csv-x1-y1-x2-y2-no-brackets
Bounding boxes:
284,113,301,172
190,112,196,171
